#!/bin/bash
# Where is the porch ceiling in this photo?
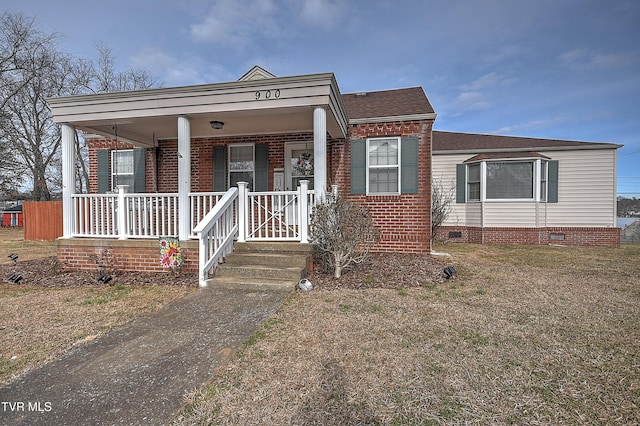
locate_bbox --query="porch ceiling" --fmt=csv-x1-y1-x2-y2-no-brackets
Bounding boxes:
77,106,332,148
48,72,349,147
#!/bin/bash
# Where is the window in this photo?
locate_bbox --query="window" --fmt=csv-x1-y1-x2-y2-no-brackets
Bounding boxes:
229,144,255,191
367,137,400,194
467,163,481,201
111,150,135,189
486,161,533,199
459,159,553,203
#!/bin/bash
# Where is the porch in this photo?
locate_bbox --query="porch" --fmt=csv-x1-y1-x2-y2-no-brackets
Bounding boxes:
59,180,317,286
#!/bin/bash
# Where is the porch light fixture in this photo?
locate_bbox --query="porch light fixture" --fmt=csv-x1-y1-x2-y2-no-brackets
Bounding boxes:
210,120,224,130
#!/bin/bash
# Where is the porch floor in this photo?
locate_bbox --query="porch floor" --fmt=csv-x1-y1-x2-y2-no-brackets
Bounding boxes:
0,285,290,424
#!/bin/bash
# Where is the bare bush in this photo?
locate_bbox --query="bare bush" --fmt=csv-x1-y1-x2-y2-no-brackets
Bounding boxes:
431,177,454,241
310,194,379,278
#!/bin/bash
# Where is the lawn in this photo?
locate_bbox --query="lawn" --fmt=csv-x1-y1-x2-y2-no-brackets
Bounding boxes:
0,227,196,385
2,225,639,424
174,242,640,425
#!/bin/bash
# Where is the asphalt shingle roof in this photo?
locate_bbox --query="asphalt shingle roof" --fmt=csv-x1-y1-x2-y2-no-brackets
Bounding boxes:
432,131,619,152
342,87,434,120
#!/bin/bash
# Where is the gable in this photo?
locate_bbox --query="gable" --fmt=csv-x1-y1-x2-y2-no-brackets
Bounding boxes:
238,66,277,81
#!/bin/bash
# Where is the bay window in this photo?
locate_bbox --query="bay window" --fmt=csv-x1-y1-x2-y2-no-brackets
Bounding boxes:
457,157,557,203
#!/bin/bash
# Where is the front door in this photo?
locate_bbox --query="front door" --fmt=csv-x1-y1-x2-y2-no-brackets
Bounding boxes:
285,142,314,191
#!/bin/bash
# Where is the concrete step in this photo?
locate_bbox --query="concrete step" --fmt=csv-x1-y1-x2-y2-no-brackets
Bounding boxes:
224,252,309,268
208,276,296,291
215,264,306,282
210,242,312,290
233,241,314,254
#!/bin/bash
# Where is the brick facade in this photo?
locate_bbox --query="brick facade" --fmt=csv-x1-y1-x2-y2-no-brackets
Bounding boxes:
85,119,434,256
57,238,199,273
437,226,621,247
333,120,433,253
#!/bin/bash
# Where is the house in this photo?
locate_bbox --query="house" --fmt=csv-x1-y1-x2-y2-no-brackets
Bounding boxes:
48,66,434,284
1,204,23,227
432,131,621,246
47,66,620,285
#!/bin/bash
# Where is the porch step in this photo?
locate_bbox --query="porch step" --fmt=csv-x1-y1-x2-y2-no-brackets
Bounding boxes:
215,264,305,282
211,242,313,290
233,241,314,255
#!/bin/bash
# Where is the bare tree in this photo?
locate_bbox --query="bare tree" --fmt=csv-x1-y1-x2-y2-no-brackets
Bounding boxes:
311,194,379,278
0,12,73,199
0,12,55,195
69,42,159,193
431,177,455,241
0,13,159,198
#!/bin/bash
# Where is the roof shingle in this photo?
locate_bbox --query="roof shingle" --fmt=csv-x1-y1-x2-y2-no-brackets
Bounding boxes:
342,87,434,120
433,131,620,152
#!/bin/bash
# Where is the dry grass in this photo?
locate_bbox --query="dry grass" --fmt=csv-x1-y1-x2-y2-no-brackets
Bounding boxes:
175,243,640,425
0,227,196,385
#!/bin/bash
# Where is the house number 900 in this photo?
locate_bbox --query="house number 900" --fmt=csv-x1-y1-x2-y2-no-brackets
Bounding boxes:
255,89,280,100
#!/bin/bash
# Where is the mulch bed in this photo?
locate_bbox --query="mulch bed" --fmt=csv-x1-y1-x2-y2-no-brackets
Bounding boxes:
307,252,451,290
0,257,197,288
2,253,451,290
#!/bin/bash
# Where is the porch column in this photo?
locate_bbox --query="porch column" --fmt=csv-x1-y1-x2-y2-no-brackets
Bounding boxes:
178,115,191,240
61,123,76,238
313,106,327,200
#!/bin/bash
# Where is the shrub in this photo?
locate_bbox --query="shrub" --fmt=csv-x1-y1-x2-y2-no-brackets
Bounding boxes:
310,194,379,278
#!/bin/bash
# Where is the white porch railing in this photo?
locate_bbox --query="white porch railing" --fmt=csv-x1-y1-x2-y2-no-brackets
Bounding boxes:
190,192,226,238
237,180,311,243
70,180,313,245
193,187,239,287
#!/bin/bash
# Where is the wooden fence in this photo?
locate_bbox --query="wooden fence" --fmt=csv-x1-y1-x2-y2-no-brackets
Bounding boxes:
23,201,63,241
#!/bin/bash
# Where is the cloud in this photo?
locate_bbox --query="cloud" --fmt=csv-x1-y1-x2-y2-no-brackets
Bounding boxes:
190,0,281,46
129,47,232,86
560,48,637,69
490,116,569,134
297,0,347,28
460,72,509,91
452,91,490,111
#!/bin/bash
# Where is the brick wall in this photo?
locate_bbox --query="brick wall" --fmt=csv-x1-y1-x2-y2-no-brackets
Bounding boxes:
437,226,621,247
57,238,199,273
332,120,434,253
87,122,433,255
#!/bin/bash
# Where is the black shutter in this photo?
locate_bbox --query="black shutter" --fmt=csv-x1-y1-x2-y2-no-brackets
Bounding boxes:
213,146,227,191
401,136,419,194
133,148,146,193
350,139,366,194
255,144,269,191
456,164,466,203
97,149,110,194
548,160,559,203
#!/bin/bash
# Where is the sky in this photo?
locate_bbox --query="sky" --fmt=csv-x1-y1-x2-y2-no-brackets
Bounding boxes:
9,0,640,197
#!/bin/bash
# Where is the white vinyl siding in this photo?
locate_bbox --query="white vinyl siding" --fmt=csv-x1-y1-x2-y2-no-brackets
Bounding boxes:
433,148,617,229
544,150,616,227
432,153,469,226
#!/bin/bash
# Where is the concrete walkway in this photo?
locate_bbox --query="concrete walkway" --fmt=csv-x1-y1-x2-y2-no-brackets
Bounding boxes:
0,286,291,425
